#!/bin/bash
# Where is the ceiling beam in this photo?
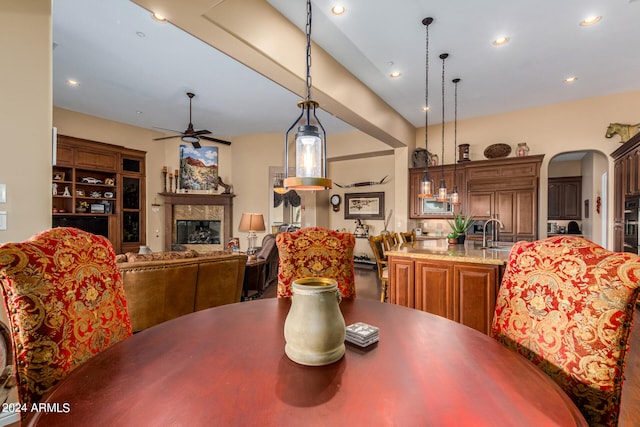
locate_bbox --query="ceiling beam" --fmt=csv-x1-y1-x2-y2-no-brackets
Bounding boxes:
132,0,415,148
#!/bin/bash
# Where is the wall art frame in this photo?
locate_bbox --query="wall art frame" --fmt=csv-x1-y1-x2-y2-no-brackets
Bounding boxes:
344,192,385,220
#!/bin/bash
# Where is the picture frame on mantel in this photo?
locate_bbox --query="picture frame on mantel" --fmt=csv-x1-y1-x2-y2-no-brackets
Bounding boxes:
344,192,385,220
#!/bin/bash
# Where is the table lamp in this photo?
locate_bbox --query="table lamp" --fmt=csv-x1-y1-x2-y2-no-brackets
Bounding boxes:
239,213,266,255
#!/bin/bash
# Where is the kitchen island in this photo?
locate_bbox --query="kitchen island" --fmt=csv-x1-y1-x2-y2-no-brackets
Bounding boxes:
386,240,513,334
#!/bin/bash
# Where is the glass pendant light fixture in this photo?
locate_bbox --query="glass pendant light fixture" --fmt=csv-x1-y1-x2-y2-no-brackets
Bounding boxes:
436,53,449,202
418,17,434,199
450,78,461,206
283,0,331,191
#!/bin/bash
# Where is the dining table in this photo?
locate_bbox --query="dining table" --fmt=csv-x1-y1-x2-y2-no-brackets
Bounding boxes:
24,298,587,426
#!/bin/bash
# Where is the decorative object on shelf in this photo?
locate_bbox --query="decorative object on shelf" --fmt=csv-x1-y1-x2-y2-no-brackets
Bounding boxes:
52,172,65,181
239,213,266,255
436,52,449,203
344,192,385,220
104,178,115,186
174,169,179,192
353,218,369,238
450,78,461,206
429,154,438,166
162,166,168,193
283,0,331,191
411,147,436,168
52,183,58,196
76,201,89,213
284,277,345,366
447,213,473,244
179,145,219,191
90,203,105,214
334,175,388,188
169,173,173,193
458,143,470,162
62,186,71,197
89,191,102,198
330,194,341,212
484,143,512,159
418,16,435,199
605,122,640,143
213,176,232,194
516,142,530,157
76,190,85,197
103,192,114,198
81,177,103,184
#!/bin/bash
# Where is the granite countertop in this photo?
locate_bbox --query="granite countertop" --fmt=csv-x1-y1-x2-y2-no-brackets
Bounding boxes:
386,239,514,265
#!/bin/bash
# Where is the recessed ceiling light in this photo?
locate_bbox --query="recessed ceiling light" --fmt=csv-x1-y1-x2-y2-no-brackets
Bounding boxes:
492,36,510,46
66,79,79,87
331,5,346,15
579,16,601,26
423,106,430,112
136,31,146,38
151,12,167,23
564,76,578,83
390,71,401,78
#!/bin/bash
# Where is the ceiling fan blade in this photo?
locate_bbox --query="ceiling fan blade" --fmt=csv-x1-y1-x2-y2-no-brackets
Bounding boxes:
152,126,183,133
192,140,202,149
200,135,232,145
153,135,182,141
191,129,212,136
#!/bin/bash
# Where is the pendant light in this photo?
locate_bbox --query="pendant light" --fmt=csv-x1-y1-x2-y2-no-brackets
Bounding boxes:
418,17,434,199
283,0,331,191
450,78,461,206
436,53,449,202
273,172,287,195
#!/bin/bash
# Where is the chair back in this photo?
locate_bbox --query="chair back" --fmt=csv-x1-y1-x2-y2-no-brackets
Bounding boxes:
368,234,388,277
490,236,640,427
400,230,416,244
276,227,355,298
0,227,132,409
255,234,278,288
382,232,399,250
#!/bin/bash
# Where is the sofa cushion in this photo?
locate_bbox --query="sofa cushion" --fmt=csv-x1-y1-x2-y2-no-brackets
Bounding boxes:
125,249,199,263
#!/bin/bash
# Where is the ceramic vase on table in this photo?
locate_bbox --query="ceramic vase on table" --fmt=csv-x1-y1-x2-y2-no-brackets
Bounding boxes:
284,277,345,366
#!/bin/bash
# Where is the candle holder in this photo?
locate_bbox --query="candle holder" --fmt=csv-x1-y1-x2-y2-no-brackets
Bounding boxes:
169,175,173,193
175,173,179,192
162,169,167,193
458,144,470,162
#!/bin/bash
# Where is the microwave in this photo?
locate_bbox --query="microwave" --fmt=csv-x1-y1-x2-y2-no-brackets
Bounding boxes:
421,198,454,216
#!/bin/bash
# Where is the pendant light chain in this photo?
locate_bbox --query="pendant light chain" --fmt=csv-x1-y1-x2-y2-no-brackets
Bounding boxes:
305,0,313,102
440,53,446,176
451,77,461,206
424,19,430,162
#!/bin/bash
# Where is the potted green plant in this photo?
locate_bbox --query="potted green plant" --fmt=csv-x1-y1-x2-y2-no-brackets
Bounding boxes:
447,213,474,244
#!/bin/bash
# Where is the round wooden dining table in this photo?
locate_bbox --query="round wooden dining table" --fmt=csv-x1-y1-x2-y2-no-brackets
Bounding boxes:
25,298,587,426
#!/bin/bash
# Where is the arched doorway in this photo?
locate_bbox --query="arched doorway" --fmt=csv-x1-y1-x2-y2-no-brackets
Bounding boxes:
548,150,608,246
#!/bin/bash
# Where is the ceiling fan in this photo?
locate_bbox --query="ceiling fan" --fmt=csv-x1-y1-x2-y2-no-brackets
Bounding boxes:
153,92,232,148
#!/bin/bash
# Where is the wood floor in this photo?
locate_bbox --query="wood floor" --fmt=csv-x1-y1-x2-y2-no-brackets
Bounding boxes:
259,267,640,426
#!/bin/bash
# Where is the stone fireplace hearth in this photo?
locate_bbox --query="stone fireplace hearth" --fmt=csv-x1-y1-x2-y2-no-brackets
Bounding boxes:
160,193,234,252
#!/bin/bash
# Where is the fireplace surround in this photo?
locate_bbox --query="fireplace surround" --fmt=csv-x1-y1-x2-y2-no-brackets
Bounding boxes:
160,192,234,252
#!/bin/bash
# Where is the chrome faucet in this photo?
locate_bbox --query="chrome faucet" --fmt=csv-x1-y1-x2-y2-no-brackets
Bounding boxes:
482,218,504,248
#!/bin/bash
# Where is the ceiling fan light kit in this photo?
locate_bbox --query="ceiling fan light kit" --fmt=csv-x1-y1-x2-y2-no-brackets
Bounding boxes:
153,92,231,147
283,0,331,191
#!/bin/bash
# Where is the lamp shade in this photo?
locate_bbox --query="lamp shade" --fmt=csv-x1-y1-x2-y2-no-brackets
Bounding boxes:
239,213,266,232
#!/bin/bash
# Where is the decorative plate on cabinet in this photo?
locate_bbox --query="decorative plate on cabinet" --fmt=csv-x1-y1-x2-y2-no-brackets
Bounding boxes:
484,143,511,159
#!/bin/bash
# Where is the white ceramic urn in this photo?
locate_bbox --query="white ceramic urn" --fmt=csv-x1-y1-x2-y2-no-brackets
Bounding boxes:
284,277,346,366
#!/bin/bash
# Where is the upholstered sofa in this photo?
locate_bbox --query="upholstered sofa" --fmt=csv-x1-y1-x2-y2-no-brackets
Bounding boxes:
116,250,247,331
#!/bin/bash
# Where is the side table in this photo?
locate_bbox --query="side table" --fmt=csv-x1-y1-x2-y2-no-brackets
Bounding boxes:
242,259,266,299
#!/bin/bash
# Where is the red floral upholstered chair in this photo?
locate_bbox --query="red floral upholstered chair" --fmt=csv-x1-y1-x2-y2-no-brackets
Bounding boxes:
490,236,640,427
0,227,132,410
276,227,356,298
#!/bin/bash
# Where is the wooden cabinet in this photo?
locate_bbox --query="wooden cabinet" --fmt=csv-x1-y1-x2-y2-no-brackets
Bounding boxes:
53,135,146,254
466,156,543,242
389,256,501,335
409,165,465,219
612,133,640,251
548,177,581,220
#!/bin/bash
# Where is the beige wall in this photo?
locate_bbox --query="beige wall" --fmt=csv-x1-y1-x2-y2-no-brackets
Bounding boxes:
0,1,52,244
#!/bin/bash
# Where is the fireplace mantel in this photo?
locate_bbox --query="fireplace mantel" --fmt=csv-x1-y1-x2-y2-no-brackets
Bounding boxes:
159,192,234,251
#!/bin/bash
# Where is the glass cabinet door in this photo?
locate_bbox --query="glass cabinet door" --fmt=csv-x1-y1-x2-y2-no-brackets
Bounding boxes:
122,176,141,243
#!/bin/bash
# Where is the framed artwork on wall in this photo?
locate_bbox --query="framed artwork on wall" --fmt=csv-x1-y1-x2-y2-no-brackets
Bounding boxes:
344,192,385,220
179,144,218,191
